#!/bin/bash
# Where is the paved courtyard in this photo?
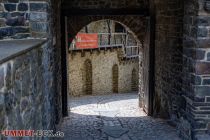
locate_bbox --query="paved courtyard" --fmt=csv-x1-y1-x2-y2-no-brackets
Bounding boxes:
58,93,181,140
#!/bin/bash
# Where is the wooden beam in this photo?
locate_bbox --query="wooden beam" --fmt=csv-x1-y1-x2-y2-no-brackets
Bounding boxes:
61,15,68,117
148,0,156,116
61,8,149,16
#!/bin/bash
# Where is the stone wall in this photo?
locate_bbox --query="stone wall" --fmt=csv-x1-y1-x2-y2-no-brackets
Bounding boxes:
183,0,210,139
154,0,183,118
0,0,51,39
62,0,148,9
0,0,63,133
0,41,58,140
68,49,139,96
154,0,188,138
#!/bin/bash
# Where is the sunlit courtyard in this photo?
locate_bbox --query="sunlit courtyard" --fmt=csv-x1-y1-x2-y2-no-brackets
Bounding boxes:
58,93,181,140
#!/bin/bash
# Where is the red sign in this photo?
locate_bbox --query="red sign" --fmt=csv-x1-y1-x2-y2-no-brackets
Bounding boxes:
76,33,98,49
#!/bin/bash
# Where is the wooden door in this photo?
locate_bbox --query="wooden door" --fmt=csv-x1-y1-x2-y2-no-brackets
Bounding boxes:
85,59,92,95
143,25,150,114
112,64,119,93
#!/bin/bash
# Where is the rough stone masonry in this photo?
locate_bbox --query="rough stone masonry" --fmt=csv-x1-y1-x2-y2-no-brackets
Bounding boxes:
0,0,210,140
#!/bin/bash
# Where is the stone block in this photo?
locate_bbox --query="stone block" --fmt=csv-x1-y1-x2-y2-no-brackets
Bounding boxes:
191,74,202,85
4,93,14,114
194,96,205,102
7,0,19,3
12,33,30,39
6,16,25,26
30,22,48,32
195,16,210,26
195,134,210,140
194,86,210,98
203,78,210,85
30,3,48,12
198,27,208,37
0,12,5,18
29,12,48,22
183,48,206,60
206,97,210,102
207,52,210,61
195,62,210,75
204,0,210,12
197,38,210,48
18,3,28,11
192,120,207,129
13,27,29,34
0,27,14,38
4,4,16,12
10,12,25,17
0,19,5,26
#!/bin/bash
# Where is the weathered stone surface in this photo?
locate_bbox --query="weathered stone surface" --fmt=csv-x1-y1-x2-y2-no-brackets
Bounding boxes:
203,78,210,85
0,67,4,89
103,126,129,138
0,4,4,12
18,3,28,11
69,49,139,96
183,48,206,60
4,3,16,12
30,22,48,32
22,69,30,97
204,0,210,12
198,27,208,37
0,19,5,26
0,93,4,112
0,27,15,38
195,62,210,75
207,52,210,61
13,27,29,34
191,74,202,85
6,16,25,26
7,0,19,3
195,134,210,140
194,86,210,98
0,92,5,131
29,12,48,22
12,33,30,39
195,16,210,26
10,12,25,17
30,3,48,12
0,40,59,134
0,26,29,39
5,63,12,90
4,93,15,114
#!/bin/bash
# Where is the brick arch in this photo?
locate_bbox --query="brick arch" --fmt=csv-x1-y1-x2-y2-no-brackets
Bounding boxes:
112,64,119,93
67,16,148,45
84,59,92,95
62,0,149,9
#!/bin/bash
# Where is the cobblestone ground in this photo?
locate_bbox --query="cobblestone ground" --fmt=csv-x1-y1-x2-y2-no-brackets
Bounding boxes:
58,93,181,140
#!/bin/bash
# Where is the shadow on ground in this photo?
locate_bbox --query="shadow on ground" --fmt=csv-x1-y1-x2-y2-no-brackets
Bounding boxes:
58,93,181,140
